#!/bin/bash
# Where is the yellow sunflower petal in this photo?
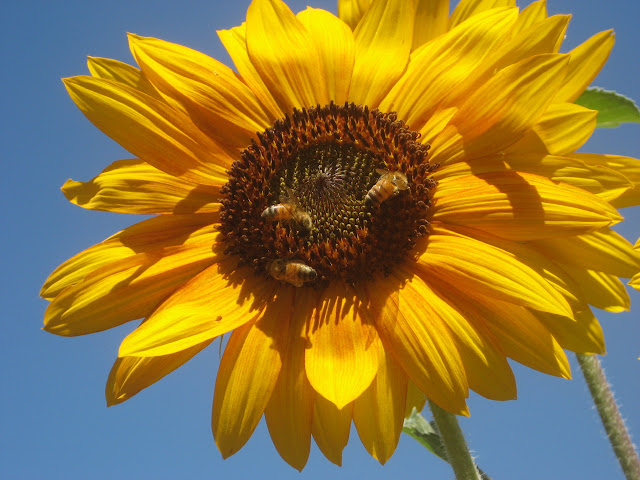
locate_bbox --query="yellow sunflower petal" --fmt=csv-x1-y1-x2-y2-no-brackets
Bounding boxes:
430,54,569,165
87,57,161,99
349,0,415,107
106,339,213,406
363,275,470,416
449,0,516,29
216,24,283,121
411,0,450,50
246,0,328,110
118,260,275,357
404,382,427,418
337,0,371,30
305,282,379,409
571,154,640,208
560,266,630,313
534,307,605,355
44,239,222,337
128,34,271,147
353,343,408,465
63,76,230,186
629,273,640,291
431,172,622,240
504,103,597,156
265,288,316,471
296,8,355,104
61,159,221,215
41,213,218,299
381,8,517,130
312,396,353,467
417,229,572,317
532,228,640,278
553,30,615,103
212,298,289,459
512,0,548,35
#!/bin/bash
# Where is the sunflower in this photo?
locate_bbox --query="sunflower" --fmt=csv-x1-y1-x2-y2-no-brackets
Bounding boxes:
42,0,640,470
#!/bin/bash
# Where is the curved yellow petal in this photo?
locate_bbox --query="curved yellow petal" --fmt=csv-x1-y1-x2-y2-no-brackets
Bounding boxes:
349,0,414,107
629,273,640,291
381,8,517,131
404,381,427,418
63,76,230,186
128,34,271,149
246,0,328,110
118,259,275,356
41,213,219,299
411,0,449,50
417,229,572,318
106,339,213,406
430,54,570,165
449,0,516,29
305,282,379,409
571,154,640,208
504,103,596,156
553,30,615,103
561,266,630,313
217,24,283,121
44,238,223,336
362,275,470,416
265,288,316,471
532,228,640,278
212,297,289,459
534,307,605,355
297,7,355,104
312,396,352,467
87,57,161,99
512,0,548,35
431,172,622,240
353,343,408,465
337,0,371,29
61,159,221,215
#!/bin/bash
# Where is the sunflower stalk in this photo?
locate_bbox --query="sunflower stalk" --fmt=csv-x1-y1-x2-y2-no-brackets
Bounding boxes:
577,354,640,480
429,400,481,480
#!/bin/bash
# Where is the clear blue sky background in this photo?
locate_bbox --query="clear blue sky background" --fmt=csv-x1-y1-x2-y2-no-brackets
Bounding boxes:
2,0,639,478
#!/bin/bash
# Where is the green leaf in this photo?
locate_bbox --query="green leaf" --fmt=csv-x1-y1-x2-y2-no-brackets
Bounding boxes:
403,409,494,480
575,87,640,128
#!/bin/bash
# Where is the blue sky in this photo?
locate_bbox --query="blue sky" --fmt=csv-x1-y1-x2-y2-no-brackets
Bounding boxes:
2,0,639,478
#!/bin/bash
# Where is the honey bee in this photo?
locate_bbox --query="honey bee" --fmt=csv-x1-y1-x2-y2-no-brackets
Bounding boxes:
268,258,317,287
261,187,313,231
365,169,410,206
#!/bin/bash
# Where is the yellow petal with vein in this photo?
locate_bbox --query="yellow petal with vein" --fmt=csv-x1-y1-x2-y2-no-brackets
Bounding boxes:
363,276,470,416
246,0,327,110
349,0,414,107
337,0,371,29
44,238,223,336
63,76,229,186
553,30,615,103
571,154,640,208
129,34,271,148
217,24,283,121
305,282,378,409
561,266,630,313
265,288,316,471
212,299,289,459
353,343,407,464
404,382,427,418
106,339,213,406
432,172,622,240
449,0,516,29
512,0,548,35
62,159,221,215
412,0,449,50
629,273,640,291
534,308,605,355
297,8,355,104
41,213,218,299
119,260,275,357
312,396,352,467
87,57,161,99
430,54,569,165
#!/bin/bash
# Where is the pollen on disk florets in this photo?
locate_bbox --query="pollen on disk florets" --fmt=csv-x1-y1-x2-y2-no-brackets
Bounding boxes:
219,102,438,285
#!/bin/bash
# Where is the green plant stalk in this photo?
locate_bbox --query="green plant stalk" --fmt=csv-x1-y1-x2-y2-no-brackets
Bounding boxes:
429,400,481,480
577,353,640,480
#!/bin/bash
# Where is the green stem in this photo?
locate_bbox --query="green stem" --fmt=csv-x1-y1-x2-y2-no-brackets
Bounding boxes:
576,353,640,480
429,400,481,480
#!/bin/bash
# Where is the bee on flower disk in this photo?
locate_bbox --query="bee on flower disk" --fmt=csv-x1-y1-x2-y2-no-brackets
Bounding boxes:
268,258,317,287
261,187,313,231
364,169,410,206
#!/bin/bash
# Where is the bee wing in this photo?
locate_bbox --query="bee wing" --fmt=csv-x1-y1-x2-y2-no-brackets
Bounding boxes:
375,168,390,176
